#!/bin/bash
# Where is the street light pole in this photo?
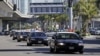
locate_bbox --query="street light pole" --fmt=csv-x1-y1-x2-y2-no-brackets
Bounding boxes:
68,0,73,32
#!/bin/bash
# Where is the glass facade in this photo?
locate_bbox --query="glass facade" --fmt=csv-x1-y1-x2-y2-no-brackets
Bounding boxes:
29,0,64,3
30,7,64,14
30,3,63,5
11,0,29,15
30,2,65,14
53,0,64,2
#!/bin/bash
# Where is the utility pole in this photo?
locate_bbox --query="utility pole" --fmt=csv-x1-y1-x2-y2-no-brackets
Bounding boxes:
68,0,73,32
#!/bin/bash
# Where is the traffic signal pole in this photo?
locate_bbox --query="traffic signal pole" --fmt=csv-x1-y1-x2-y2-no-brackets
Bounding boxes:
68,0,74,32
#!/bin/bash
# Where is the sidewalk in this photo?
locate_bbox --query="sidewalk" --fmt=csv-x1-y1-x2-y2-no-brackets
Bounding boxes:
83,35,100,39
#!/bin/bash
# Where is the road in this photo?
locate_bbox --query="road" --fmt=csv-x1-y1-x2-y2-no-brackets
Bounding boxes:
0,35,100,56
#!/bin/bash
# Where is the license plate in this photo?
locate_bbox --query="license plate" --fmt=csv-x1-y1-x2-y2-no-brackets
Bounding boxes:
38,41,42,43
69,47,74,49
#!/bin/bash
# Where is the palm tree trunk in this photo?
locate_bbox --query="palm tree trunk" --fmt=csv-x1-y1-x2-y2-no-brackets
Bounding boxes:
82,19,90,36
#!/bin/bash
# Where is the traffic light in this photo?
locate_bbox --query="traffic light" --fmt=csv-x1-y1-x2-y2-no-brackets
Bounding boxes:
68,0,73,7
13,4,16,11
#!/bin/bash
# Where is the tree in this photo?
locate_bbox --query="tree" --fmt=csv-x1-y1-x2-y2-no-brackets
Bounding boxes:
11,22,19,29
74,0,98,35
54,14,68,30
38,14,68,31
24,23,32,29
38,14,52,31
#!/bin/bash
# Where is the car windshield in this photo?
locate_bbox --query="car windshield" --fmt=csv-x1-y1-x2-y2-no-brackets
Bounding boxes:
31,32,46,37
57,33,80,39
22,32,29,35
36,32,46,37
31,33,35,37
15,32,20,35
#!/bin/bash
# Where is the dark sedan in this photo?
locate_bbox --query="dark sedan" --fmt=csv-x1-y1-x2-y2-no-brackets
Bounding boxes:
27,32,48,46
49,32,84,54
17,32,30,42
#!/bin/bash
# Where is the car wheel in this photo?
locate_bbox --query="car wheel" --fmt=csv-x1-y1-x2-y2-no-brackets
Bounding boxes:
27,39,32,46
27,43,32,46
50,47,54,53
79,50,83,54
44,43,48,46
54,47,59,53
17,39,21,42
12,37,15,40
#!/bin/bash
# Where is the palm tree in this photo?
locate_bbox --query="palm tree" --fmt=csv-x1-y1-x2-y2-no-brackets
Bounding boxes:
74,0,98,35
38,14,68,31
54,14,68,30
38,14,51,31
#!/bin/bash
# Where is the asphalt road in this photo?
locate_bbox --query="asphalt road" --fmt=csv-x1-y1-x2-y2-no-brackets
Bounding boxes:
0,35,100,56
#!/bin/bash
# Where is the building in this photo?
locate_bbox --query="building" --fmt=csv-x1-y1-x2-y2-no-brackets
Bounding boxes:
0,0,33,32
12,0,29,15
29,0,79,15
29,2,66,15
0,0,14,32
53,0,64,2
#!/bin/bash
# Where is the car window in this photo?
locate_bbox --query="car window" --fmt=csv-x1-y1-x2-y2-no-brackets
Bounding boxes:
31,33,35,37
57,33,80,39
35,32,46,37
15,32,19,35
23,32,29,35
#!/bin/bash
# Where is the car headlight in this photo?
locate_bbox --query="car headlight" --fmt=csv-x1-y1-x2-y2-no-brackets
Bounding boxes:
31,38,35,40
58,43,64,45
78,43,84,46
44,39,49,40
20,36,23,38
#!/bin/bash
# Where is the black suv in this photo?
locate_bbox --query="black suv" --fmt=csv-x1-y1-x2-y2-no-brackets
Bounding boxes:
49,32,84,54
27,32,48,46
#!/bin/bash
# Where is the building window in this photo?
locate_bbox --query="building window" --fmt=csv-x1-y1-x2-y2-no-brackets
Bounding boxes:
34,7,38,12
58,7,64,12
46,7,49,12
41,7,46,12
37,7,42,12
30,7,33,13
51,7,57,12
41,7,49,12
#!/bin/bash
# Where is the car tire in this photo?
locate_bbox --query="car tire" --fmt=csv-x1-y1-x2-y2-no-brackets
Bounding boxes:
50,47,54,53
27,39,32,46
54,47,59,53
27,43,32,46
44,43,48,46
12,37,15,40
17,39,21,42
79,50,83,54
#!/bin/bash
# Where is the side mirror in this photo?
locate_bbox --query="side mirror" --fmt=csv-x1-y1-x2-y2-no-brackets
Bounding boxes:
52,35,57,39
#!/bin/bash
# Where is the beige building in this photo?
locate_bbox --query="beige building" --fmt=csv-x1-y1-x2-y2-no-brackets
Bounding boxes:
0,0,33,32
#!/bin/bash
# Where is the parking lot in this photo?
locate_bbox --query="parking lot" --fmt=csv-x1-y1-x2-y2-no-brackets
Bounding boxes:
0,35,99,56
